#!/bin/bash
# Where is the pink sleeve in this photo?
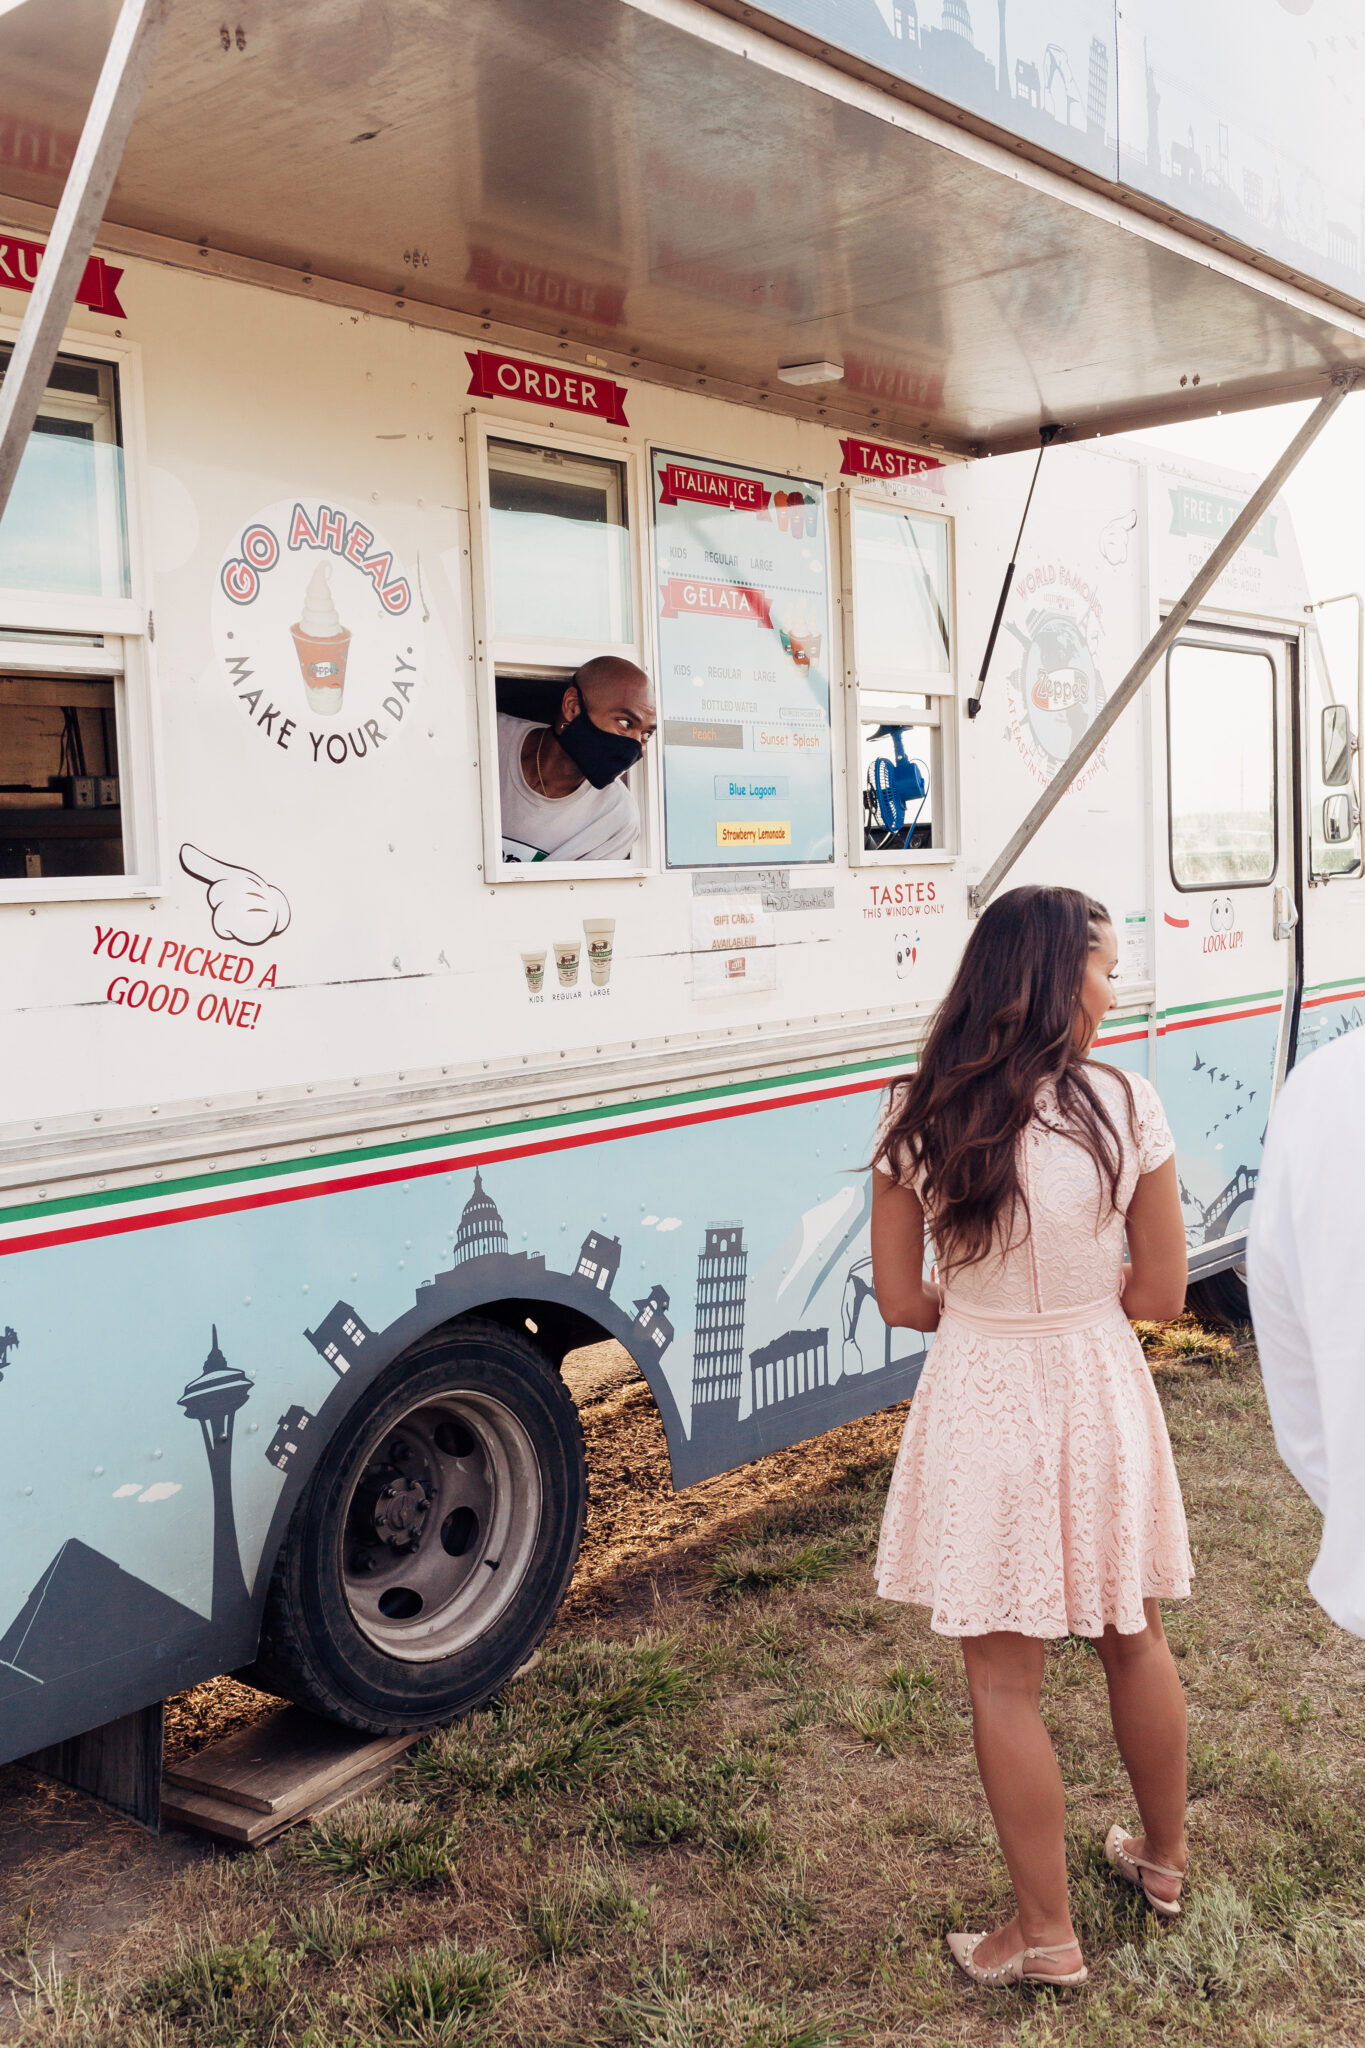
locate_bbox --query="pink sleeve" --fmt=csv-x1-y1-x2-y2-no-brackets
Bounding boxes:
1132,1074,1176,1176
873,1082,917,1182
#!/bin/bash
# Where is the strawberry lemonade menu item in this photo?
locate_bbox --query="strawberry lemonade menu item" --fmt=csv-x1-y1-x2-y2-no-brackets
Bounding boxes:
290,563,352,714
652,450,834,868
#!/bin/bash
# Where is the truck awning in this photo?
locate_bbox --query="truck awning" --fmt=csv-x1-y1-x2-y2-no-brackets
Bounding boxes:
4,0,1365,457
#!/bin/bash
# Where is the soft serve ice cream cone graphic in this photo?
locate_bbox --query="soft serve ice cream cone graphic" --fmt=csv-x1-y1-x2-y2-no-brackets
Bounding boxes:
290,563,352,713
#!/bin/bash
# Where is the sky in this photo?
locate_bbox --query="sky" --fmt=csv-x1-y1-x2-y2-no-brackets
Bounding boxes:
1133,397,1365,690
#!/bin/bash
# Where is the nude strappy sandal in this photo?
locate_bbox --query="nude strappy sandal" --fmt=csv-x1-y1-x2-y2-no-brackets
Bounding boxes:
1104,1823,1184,1916
946,1930,1088,1988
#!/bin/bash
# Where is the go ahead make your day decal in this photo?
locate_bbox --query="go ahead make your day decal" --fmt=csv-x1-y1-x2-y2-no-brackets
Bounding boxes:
212,499,421,769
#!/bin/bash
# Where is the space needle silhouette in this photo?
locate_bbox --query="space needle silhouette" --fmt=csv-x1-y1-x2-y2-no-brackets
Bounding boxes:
179,1327,253,1622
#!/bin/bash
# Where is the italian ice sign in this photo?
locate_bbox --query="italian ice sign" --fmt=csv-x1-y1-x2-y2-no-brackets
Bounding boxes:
652,451,834,868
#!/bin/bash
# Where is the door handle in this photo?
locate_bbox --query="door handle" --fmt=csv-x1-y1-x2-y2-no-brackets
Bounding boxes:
1273,885,1299,940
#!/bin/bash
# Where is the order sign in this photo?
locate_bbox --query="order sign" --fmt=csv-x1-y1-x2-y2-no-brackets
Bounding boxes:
652,450,834,867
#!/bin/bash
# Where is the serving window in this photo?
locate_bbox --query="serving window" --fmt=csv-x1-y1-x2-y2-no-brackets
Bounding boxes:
466,416,653,881
840,492,957,864
0,332,154,901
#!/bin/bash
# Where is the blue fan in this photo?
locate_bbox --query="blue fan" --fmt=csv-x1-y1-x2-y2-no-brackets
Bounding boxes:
869,726,928,836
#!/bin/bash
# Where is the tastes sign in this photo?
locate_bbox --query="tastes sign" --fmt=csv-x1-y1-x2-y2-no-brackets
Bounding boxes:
466,349,629,425
838,436,942,481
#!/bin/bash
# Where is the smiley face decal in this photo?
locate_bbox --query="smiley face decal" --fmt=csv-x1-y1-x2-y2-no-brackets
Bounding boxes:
895,930,920,978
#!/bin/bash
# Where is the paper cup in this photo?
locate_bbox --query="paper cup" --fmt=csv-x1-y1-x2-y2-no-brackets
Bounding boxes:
290,624,352,713
583,917,615,986
520,950,547,994
553,938,580,987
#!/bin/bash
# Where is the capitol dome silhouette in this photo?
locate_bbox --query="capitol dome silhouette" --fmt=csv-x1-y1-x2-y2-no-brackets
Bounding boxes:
454,1169,509,1263
942,0,974,37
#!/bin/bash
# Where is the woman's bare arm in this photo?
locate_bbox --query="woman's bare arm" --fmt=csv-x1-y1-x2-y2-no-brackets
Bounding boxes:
1121,1153,1188,1322
871,1171,942,1331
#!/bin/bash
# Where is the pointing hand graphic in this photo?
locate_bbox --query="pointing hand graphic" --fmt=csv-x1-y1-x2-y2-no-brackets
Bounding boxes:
180,844,291,946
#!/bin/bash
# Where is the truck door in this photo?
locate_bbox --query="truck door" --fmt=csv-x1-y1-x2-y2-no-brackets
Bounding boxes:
1159,625,1300,1275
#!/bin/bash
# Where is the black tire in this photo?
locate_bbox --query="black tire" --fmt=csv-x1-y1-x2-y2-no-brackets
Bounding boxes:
1187,1262,1251,1332
247,1318,586,1733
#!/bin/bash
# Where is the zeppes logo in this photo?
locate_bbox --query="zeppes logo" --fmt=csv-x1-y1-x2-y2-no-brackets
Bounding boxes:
1004,565,1108,789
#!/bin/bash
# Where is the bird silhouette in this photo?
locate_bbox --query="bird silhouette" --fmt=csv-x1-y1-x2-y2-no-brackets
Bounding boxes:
1249,1090,1257,1102
1193,1053,1206,1071
1218,1071,1228,1083
1235,1080,1244,1091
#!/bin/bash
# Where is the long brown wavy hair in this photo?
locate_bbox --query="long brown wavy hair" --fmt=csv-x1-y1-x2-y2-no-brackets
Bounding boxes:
872,885,1134,1271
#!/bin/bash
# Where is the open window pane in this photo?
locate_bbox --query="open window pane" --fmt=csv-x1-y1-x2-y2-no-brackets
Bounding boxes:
488,438,631,644
0,671,123,879
0,348,129,600
859,704,936,851
852,503,950,681
1168,643,1275,888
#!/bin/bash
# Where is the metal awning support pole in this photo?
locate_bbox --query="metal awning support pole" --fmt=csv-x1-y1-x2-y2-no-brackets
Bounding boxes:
968,373,1360,914
0,0,171,526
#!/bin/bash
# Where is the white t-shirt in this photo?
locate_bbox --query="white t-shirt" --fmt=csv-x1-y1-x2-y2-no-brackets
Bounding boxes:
1248,1029,1365,1637
497,713,639,863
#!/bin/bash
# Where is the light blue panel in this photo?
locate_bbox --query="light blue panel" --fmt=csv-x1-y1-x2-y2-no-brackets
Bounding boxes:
1158,1013,1279,1249
0,1077,923,1760
1296,995,1365,1066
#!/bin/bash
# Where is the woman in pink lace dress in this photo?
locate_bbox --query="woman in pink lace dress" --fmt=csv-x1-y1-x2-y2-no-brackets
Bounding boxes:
871,886,1191,1990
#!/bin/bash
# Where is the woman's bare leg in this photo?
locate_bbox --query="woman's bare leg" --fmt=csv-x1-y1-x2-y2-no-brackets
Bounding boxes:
1092,1598,1188,1904
960,1632,1083,1973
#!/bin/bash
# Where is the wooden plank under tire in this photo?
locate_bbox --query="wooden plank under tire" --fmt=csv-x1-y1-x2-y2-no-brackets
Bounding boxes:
161,1706,418,1843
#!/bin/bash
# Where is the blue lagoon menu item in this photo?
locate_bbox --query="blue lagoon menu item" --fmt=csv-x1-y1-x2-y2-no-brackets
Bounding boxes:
652,451,834,867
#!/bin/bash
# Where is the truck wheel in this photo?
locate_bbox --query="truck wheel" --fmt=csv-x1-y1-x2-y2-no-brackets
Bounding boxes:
1187,1262,1251,1332
249,1318,586,1733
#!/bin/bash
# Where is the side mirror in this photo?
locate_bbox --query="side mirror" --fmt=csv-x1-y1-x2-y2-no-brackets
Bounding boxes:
1324,791,1359,842
1322,703,1353,786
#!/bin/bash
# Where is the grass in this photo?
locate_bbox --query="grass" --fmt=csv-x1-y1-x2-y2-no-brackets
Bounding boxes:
7,1324,1365,2047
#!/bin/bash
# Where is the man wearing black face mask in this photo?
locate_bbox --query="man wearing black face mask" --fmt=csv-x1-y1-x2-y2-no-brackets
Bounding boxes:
498,656,656,862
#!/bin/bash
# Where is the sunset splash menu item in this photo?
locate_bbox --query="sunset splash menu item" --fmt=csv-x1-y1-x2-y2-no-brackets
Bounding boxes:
652,451,834,868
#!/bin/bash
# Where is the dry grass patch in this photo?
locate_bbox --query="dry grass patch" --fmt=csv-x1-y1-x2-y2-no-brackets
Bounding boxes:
6,1324,1365,2047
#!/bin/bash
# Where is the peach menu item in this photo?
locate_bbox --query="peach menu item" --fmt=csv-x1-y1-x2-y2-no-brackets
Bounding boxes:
290,563,352,714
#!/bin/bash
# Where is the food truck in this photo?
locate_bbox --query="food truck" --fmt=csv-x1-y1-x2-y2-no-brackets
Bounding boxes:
2,0,1364,1823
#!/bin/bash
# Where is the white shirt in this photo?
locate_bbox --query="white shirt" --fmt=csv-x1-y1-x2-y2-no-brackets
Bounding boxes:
497,713,639,863
1247,1029,1365,1635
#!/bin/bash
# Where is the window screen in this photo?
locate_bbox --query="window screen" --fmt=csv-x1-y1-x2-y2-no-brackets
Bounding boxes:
0,346,129,600
1167,642,1276,889
0,671,123,880
487,439,631,644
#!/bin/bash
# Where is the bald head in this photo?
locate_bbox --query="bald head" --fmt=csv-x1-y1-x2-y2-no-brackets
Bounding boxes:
558,656,655,741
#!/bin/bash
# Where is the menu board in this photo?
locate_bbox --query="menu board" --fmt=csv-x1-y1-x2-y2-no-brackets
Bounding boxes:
651,450,834,868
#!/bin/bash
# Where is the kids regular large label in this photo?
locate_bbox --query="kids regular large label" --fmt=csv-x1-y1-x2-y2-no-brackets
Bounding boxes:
653,451,834,867
211,499,422,769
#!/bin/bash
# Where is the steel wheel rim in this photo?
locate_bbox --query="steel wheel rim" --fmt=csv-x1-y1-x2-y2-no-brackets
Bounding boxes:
340,1388,543,1662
